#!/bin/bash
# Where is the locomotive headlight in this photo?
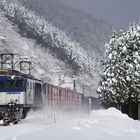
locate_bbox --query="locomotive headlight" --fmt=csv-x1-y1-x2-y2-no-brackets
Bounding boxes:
11,75,15,79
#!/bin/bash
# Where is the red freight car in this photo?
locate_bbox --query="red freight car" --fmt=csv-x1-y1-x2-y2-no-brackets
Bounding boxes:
45,83,83,108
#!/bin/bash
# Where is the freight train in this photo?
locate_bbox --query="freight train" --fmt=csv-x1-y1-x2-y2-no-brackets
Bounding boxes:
0,69,83,125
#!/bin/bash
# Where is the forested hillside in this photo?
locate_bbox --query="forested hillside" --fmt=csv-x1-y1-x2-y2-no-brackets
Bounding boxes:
20,0,111,58
0,0,112,96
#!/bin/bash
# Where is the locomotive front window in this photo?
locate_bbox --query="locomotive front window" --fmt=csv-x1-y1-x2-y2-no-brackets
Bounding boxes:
0,80,4,87
8,80,23,88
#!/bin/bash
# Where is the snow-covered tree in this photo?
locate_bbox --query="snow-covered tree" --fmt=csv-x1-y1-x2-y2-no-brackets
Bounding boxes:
98,22,140,114
98,29,129,110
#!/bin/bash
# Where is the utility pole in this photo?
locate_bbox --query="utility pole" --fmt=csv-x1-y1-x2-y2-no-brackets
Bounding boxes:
73,79,76,92
83,84,85,96
73,70,78,92
73,74,77,92
88,97,92,114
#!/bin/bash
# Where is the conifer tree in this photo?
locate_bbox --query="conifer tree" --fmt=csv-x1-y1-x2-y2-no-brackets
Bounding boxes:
98,23,140,114
98,29,129,110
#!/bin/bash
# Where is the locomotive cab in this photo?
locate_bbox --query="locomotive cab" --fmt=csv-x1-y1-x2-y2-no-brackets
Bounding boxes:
0,75,26,110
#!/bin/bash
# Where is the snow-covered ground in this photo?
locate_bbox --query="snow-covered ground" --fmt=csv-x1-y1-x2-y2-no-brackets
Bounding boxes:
0,108,140,140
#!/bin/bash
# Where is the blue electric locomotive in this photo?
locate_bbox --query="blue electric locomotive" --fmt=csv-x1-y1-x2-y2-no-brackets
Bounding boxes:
0,69,44,125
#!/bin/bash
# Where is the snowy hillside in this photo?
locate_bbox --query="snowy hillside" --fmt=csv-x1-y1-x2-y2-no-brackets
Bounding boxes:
0,108,140,140
0,0,104,96
0,3,99,95
20,0,111,55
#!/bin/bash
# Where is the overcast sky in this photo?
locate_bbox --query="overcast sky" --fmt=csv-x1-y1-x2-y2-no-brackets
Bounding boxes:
58,0,140,29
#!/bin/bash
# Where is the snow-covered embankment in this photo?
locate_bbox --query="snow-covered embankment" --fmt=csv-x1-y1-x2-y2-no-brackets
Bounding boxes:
1,108,140,140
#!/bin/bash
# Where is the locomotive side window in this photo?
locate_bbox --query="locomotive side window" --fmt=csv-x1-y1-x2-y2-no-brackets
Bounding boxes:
16,80,23,87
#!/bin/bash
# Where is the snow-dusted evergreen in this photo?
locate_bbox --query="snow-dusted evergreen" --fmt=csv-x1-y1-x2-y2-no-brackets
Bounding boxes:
98,23,140,111
97,29,127,109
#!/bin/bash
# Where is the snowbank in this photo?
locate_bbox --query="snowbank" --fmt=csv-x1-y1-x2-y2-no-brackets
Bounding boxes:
0,108,140,140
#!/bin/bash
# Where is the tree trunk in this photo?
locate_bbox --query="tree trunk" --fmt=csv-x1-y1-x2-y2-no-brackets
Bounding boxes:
129,101,132,118
117,101,122,111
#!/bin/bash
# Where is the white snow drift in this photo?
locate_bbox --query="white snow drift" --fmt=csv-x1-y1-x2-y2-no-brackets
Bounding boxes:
0,108,140,140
